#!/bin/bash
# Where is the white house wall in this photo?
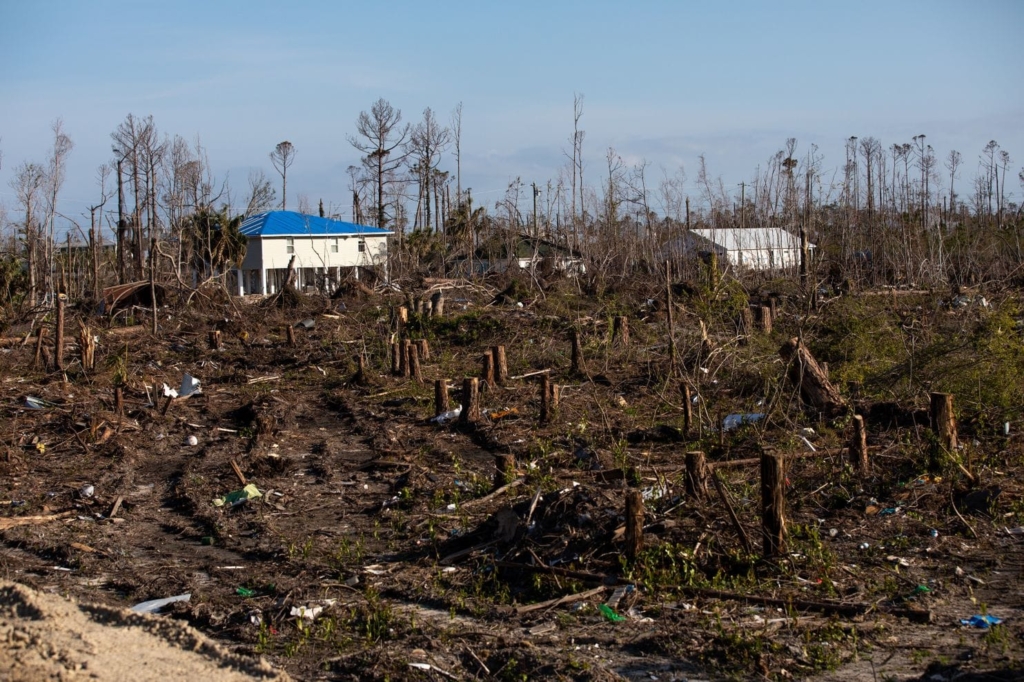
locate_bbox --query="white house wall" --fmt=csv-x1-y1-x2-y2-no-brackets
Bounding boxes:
241,235,387,271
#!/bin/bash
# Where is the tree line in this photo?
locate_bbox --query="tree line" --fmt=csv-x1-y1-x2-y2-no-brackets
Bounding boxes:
1,99,1022,315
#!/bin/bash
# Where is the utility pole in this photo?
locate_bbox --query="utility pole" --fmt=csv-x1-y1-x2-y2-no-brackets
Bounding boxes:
532,182,540,237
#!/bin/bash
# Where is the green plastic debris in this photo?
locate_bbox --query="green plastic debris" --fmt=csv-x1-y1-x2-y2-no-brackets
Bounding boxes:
598,604,625,622
911,584,931,596
201,536,214,546
236,587,255,598
213,483,262,507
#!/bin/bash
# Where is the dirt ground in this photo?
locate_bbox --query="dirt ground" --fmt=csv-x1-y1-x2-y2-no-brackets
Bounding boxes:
0,282,1022,681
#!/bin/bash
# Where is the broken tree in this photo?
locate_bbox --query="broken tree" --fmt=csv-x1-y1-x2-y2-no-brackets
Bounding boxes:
779,337,846,416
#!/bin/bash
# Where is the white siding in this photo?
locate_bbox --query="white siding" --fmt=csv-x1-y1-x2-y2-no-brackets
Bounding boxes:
241,235,387,270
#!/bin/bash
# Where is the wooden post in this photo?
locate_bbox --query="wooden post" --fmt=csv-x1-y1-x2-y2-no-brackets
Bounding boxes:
492,345,507,385
549,382,559,411
430,291,445,317
613,316,630,346
494,454,515,488
481,352,495,389
930,392,957,453
681,383,693,436
417,338,430,362
79,323,95,371
570,329,583,375
208,330,222,350
665,260,676,372
391,342,401,376
408,344,422,382
850,414,869,474
760,450,786,557
539,374,551,424
459,378,480,424
286,325,296,347
33,327,47,369
54,293,66,372
434,379,450,416
625,490,644,561
685,451,709,500
114,387,124,417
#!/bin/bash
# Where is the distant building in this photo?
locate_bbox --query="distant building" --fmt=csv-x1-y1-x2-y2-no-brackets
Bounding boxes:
453,233,585,276
236,211,391,295
665,227,809,271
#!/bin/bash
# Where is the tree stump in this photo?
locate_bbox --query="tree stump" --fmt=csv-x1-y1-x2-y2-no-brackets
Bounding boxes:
613,316,630,346
286,325,296,347
685,451,709,500
396,306,408,331
400,339,411,378
459,378,480,424
33,327,47,369
434,379,449,416
681,383,693,436
54,293,66,372
430,291,445,317
779,337,846,416
391,342,401,376
492,345,507,385
760,450,786,557
353,354,367,385
408,344,422,382
625,490,645,561
769,296,778,321
494,454,516,488
114,387,124,417
930,392,957,452
481,352,495,390
737,306,753,338
850,414,869,474
549,382,559,411
208,330,222,350
539,374,551,424
570,329,583,375
79,324,95,371
417,338,430,362
756,306,772,334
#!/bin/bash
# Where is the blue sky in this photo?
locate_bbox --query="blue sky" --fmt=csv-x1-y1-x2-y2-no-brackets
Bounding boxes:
1,0,1021,231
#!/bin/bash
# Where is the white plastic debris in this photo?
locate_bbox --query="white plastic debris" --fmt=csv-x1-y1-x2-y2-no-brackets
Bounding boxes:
179,373,201,398
79,484,95,498
290,605,323,620
429,405,462,424
185,435,199,446
722,413,765,431
131,593,191,613
161,383,178,399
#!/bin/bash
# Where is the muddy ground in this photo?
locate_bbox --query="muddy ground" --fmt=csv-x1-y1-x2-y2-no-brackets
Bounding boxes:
0,280,1022,681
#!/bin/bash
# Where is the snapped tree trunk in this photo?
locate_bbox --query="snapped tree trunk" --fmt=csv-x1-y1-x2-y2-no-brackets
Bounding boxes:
779,337,846,416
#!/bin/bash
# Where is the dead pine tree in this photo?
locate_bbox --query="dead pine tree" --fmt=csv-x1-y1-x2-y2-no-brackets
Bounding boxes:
665,260,676,374
78,322,95,371
570,329,584,376
779,337,846,416
681,383,694,436
54,293,67,373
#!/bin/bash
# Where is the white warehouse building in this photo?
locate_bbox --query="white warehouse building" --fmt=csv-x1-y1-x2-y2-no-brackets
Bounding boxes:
235,211,392,295
667,227,809,271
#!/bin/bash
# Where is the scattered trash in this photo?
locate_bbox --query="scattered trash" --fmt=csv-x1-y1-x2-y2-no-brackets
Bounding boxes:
1005,422,1011,436
131,593,191,614
859,543,870,550
79,484,95,498
959,615,1003,629
486,407,520,421
290,604,323,620
529,622,557,635
236,587,255,597
799,435,816,452
878,507,900,516
828,528,839,538
213,483,262,507
886,555,910,568
295,319,315,330
910,585,931,596
799,427,816,438
615,395,628,407
1005,527,1024,536
429,405,462,424
722,413,765,431
185,435,199,446
929,529,940,538
179,373,202,398
35,442,46,454
598,604,626,622
605,584,635,609
24,396,55,410
202,536,215,545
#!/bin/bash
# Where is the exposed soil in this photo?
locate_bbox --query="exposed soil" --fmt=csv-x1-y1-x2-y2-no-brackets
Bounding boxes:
0,281,1022,681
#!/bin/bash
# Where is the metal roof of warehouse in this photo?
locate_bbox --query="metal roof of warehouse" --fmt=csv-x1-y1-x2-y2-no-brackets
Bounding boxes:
239,211,393,237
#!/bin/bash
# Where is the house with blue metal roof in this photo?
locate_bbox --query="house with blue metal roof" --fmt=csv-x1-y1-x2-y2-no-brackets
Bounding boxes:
234,211,392,295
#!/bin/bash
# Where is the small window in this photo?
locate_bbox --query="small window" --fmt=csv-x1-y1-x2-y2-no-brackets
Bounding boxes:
286,238,295,254
357,239,366,254
331,238,339,253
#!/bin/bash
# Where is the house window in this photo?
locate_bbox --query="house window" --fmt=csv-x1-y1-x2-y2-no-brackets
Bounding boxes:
286,238,295,254
331,238,339,253
358,239,366,254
